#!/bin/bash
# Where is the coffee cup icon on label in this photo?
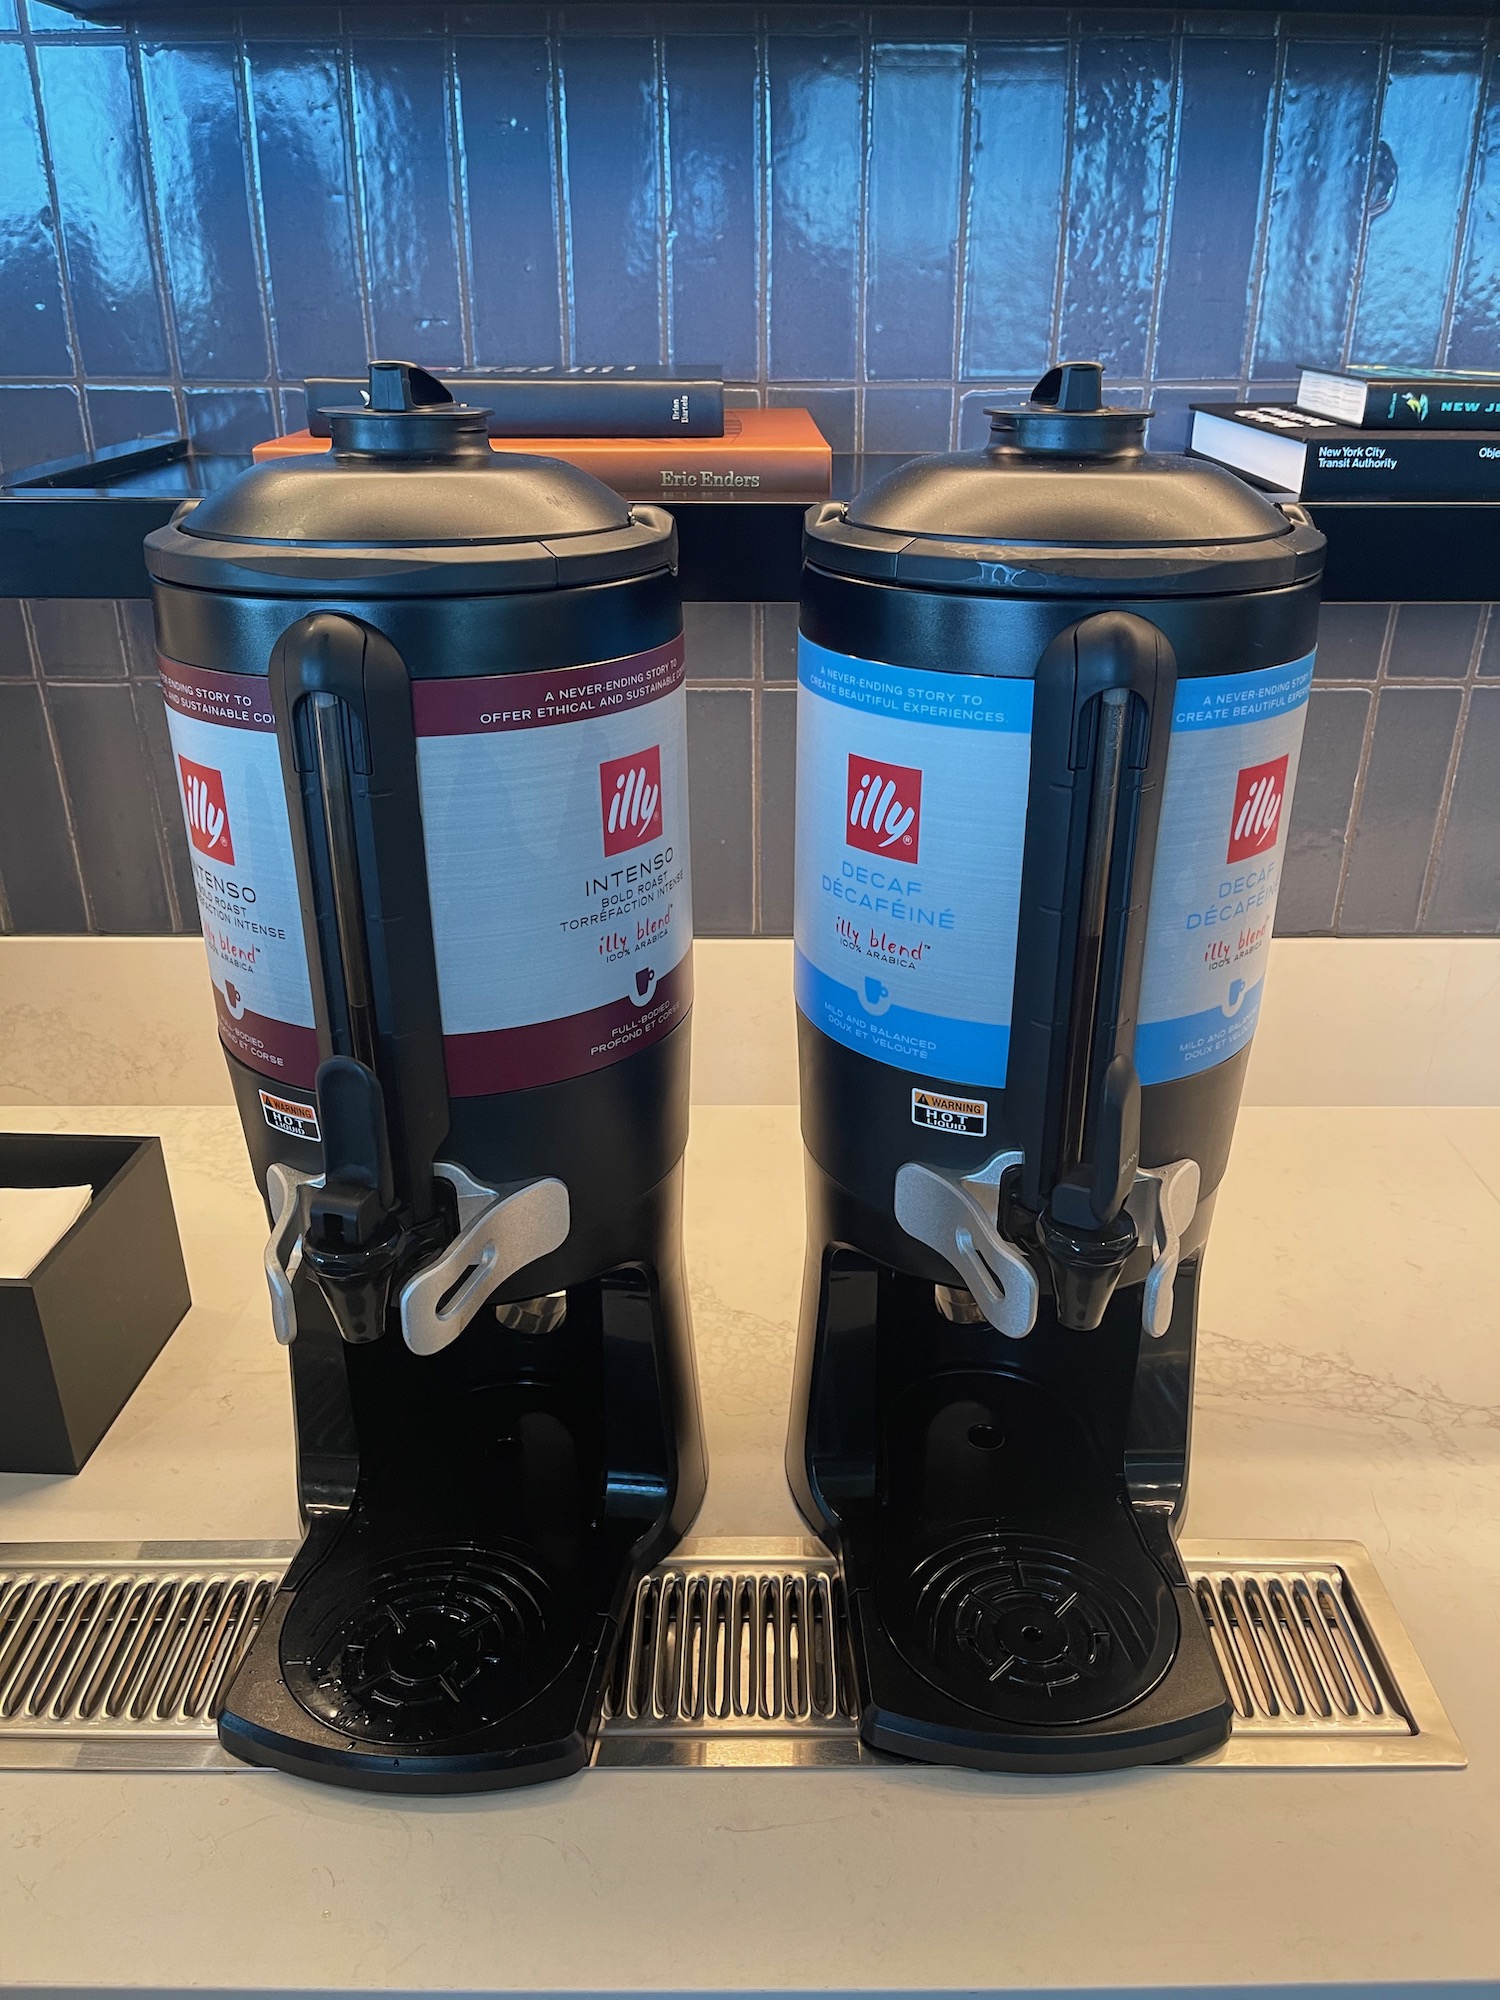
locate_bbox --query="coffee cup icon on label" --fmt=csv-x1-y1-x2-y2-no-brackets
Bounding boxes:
862,975,892,1017
1222,977,1247,1018
223,978,246,1020
630,964,657,1007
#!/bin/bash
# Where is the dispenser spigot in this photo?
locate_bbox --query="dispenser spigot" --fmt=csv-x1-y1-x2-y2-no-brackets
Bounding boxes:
1037,1055,1141,1332
298,1055,411,1345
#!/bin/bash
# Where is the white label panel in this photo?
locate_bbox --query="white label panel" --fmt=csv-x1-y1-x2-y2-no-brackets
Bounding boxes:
159,658,319,1087
793,636,1033,1088
412,637,693,1095
1136,653,1315,1083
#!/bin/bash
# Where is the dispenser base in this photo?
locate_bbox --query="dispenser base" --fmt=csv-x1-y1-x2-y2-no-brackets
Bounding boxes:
788,1233,1232,1775
219,1236,706,1793
836,1368,1231,1773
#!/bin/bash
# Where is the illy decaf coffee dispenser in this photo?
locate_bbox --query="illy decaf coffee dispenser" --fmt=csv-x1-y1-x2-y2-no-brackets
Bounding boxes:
146,363,706,1790
788,363,1324,1771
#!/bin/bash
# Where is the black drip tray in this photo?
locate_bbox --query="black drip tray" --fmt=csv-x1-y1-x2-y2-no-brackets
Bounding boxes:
282,1541,574,1745
885,1526,1174,1725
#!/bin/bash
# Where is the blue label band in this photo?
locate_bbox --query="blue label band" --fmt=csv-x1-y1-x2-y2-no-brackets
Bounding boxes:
1134,978,1265,1084
1170,653,1315,731
795,950,1011,1088
799,638,1033,733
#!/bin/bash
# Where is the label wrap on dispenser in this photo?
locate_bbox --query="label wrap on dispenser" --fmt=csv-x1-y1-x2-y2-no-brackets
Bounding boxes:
163,636,693,1099
1136,652,1314,1083
794,637,1033,1087
412,635,692,1095
160,657,320,1088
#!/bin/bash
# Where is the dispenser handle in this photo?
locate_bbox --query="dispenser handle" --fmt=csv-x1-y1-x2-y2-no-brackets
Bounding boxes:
268,613,450,1224
1008,610,1176,1215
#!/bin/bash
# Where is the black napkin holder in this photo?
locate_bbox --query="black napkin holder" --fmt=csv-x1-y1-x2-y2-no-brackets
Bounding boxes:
0,1133,191,1474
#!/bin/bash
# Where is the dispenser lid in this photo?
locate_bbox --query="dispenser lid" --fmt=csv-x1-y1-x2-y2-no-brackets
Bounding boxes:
146,361,676,598
807,361,1325,597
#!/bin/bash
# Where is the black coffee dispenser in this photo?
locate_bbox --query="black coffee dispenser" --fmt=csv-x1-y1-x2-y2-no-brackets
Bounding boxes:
146,363,705,1790
787,363,1324,1771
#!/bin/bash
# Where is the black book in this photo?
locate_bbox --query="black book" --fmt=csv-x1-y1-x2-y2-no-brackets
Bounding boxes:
304,365,725,440
1298,364,1500,429
1189,402,1500,501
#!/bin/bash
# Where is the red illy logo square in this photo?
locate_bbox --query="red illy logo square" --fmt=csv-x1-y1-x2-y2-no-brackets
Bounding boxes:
846,755,922,859
179,755,234,862
1227,753,1289,862
600,744,663,856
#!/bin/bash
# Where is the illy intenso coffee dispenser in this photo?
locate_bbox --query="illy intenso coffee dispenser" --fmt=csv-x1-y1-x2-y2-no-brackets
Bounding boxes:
788,363,1324,1770
146,363,706,1790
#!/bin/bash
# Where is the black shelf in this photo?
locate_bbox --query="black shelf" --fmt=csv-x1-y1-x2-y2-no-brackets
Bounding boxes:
2,434,1493,606
46,0,1500,18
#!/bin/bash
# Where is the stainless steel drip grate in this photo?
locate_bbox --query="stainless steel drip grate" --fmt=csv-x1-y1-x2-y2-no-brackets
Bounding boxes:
1182,1540,1463,1768
0,1536,1462,1771
597,1542,861,1765
0,1543,290,1770
594,1536,1462,1768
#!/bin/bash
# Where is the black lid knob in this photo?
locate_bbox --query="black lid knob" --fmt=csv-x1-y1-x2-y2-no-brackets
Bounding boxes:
1032,361,1106,412
989,360,1149,459
328,360,493,462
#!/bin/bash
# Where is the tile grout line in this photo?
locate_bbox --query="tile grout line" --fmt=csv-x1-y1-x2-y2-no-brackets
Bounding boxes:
1414,607,1486,930
1329,602,1394,935
127,677,187,934
1238,17,1289,394
755,11,769,403
0,600,44,934
550,11,575,368
1138,15,1184,412
1338,25,1391,374
1434,30,1493,370
853,9,872,456
446,28,477,373
657,27,672,369
17,601,95,933
1046,12,1078,371
16,13,95,465
123,23,187,446
948,27,977,452
344,23,381,371
235,24,286,423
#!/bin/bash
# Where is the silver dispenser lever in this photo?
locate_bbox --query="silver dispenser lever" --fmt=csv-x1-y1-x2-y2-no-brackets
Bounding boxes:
265,1160,318,1346
895,1149,1199,1342
399,1164,569,1357
1125,1156,1200,1338
263,1160,570,1355
894,1150,1039,1339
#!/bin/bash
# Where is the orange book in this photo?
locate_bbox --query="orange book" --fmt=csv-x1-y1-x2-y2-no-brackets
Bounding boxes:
253,405,832,503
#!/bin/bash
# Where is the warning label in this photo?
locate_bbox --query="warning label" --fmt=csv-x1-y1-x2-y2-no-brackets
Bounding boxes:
911,1088,988,1137
259,1089,320,1143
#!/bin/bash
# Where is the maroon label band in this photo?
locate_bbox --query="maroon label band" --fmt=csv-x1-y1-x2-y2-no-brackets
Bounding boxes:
159,657,277,733
214,995,320,1088
411,637,685,738
442,955,692,1096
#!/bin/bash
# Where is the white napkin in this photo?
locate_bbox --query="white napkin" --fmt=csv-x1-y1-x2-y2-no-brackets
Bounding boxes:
0,1186,92,1280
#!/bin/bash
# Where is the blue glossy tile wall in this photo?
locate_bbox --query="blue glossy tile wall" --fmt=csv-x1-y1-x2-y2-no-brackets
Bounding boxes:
0,3,1496,941
8,5,1496,471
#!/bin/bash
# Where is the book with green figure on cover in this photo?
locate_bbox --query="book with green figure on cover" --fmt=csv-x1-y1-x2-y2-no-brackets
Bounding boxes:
1298,366,1500,429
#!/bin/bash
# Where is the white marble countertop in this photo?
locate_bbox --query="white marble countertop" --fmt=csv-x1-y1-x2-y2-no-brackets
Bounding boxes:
0,1100,1498,1997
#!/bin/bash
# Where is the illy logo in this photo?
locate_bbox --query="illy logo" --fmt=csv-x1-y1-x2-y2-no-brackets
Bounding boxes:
179,756,234,862
847,755,921,859
1227,754,1289,862
600,744,663,856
